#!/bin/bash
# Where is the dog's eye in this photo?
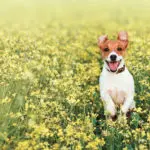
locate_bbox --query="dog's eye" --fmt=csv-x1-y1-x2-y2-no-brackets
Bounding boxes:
104,48,109,52
117,47,122,51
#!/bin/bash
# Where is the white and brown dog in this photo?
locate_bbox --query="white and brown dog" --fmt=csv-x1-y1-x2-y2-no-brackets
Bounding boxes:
98,31,135,120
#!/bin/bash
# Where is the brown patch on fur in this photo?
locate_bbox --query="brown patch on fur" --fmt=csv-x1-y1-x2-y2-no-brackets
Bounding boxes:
98,31,128,59
111,114,117,121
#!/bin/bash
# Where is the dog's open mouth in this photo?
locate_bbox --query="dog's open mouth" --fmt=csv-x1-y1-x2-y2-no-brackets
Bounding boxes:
106,60,121,72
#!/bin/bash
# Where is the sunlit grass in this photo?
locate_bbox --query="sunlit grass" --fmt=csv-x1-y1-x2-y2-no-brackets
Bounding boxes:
0,0,150,149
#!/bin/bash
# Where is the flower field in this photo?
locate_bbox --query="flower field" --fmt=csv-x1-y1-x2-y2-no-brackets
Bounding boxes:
0,0,150,149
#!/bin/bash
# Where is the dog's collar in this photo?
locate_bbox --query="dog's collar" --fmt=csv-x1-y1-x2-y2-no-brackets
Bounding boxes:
107,65,125,74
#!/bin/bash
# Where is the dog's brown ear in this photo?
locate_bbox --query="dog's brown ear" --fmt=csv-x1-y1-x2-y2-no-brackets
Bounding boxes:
98,35,108,48
118,31,128,48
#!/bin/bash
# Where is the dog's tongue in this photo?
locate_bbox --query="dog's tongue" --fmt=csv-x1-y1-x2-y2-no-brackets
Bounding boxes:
108,62,119,71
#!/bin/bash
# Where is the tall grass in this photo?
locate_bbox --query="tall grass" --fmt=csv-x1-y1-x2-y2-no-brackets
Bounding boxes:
0,0,150,149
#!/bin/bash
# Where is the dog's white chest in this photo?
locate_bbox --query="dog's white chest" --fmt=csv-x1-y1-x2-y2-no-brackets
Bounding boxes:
107,88,126,105
100,67,134,105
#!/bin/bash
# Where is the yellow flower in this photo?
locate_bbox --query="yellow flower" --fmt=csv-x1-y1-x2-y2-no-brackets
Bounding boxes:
86,138,105,149
147,132,150,141
136,107,142,113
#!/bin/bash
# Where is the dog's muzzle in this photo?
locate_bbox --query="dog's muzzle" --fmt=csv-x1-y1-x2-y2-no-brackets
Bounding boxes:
106,59,121,72
110,54,117,61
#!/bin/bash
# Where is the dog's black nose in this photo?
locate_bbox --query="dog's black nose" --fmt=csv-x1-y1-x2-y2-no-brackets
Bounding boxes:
110,55,117,61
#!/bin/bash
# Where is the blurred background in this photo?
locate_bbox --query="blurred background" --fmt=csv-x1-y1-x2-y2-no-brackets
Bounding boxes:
0,1,150,149
0,0,150,33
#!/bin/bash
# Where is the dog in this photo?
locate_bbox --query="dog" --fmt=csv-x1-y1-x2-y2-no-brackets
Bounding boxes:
98,31,135,120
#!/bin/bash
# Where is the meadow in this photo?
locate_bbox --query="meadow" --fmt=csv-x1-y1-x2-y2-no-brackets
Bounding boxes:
0,0,150,149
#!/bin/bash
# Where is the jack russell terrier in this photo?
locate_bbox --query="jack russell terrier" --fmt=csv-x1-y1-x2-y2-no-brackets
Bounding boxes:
98,31,135,120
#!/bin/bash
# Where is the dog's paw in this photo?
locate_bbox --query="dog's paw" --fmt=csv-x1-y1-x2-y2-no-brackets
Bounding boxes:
126,109,135,119
126,111,132,118
111,115,117,121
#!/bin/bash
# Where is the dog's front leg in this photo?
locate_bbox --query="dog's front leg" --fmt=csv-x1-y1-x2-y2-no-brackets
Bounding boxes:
101,91,116,117
121,95,135,114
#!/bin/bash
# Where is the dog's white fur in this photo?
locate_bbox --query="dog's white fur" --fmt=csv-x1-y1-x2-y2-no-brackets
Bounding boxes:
100,51,135,117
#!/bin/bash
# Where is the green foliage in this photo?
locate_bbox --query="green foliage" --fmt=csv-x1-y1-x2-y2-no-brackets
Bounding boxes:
0,0,150,149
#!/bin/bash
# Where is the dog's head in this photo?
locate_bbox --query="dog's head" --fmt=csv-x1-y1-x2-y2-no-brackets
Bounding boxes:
98,31,128,72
